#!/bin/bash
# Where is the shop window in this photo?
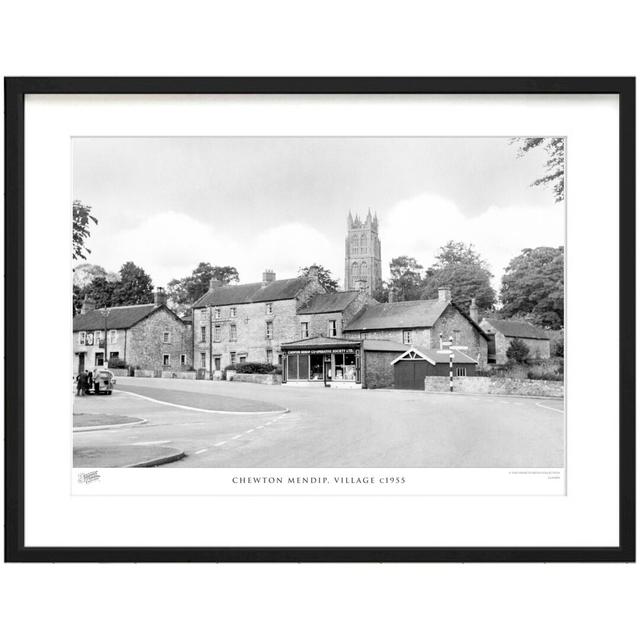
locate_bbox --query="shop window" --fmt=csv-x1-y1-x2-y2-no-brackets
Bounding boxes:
287,355,298,380
230,324,237,341
266,321,273,339
163,354,170,367
328,320,337,337
300,322,309,339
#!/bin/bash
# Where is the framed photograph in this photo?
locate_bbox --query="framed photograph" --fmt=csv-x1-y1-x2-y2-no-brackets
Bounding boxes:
4,77,635,562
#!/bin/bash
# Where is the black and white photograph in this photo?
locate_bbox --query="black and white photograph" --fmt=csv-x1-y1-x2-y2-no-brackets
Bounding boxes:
71,135,565,474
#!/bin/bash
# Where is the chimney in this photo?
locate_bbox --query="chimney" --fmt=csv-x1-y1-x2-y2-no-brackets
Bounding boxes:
307,265,319,281
469,297,479,323
80,295,95,315
154,286,167,306
209,277,222,291
388,288,396,303
262,269,276,286
438,285,452,302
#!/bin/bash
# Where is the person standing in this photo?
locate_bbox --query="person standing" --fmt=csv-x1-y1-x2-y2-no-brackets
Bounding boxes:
76,370,88,396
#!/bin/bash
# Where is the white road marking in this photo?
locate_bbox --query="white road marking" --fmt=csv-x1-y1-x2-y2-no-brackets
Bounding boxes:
115,389,289,416
133,440,171,446
214,441,227,447
194,448,208,455
255,425,265,429
535,402,564,414
231,434,243,440
246,429,254,433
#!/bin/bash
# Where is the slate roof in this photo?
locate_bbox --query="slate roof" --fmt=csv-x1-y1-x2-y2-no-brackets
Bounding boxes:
297,291,361,314
192,277,309,308
73,304,159,331
344,299,450,331
482,318,549,340
280,336,361,350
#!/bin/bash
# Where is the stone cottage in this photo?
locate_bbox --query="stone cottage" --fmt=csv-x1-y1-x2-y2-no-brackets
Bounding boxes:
479,318,551,364
73,287,193,374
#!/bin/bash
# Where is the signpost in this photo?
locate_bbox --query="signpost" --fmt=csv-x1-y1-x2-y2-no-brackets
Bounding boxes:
438,333,469,392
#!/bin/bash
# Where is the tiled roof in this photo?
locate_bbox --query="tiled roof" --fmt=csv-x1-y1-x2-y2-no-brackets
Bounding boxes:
192,277,309,308
482,318,549,340
73,304,159,331
280,336,361,350
345,299,450,331
297,291,361,314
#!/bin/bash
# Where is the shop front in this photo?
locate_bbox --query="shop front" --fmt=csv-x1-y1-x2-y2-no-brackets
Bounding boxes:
281,337,362,388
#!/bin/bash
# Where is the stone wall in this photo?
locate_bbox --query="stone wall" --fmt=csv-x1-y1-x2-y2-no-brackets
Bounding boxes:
431,305,488,366
161,370,197,380
363,350,397,389
127,307,192,371
228,372,282,385
345,326,428,347
297,292,373,341
424,376,564,397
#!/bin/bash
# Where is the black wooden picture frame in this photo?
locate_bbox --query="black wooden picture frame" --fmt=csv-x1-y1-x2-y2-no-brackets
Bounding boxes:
4,77,635,562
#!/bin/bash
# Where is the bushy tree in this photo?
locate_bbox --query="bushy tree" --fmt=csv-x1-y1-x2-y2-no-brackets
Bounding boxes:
506,337,530,364
113,261,154,305
299,264,339,292
72,200,98,261
167,262,240,310
500,247,564,329
388,256,424,301
512,137,565,203
421,241,496,310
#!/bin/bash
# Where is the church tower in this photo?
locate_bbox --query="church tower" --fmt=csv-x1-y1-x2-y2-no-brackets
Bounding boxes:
344,209,382,294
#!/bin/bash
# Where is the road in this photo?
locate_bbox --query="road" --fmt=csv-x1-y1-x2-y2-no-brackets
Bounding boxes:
73,377,565,468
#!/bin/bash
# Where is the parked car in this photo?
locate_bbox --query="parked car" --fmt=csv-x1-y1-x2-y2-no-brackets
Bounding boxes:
89,369,116,395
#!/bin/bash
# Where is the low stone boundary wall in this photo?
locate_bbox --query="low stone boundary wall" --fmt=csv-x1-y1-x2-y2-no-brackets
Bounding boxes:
229,373,282,385
161,371,197,380
108,368,130,377
133,369,155,378
424,376,564,397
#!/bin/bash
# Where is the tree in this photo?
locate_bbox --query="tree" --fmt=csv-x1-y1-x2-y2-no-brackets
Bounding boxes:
506,337,530,364
167,263,240,310
421,241,496,310
512,137,565,203
388,256,424,301
112,261,154,305
80,276,119,311
72,200,98,261
298,264,339,292
371,282,389,303
500,247,564,329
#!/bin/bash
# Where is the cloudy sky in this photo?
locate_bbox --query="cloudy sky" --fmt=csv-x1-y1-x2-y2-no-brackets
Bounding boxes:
73,137,564,290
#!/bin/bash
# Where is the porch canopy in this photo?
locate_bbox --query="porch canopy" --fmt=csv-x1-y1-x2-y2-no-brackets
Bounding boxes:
280,336,362,383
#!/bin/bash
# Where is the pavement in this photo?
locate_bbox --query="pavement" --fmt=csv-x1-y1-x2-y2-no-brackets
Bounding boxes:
74,444,185,468
73,377,565,468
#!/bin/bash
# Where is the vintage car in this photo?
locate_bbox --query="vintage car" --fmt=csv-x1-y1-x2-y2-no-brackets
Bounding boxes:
89,369,116,395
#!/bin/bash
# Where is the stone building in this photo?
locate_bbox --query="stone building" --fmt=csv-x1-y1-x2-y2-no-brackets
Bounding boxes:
479,318,551,364
343,285,489,366
73,288,193,373
344,209,382,295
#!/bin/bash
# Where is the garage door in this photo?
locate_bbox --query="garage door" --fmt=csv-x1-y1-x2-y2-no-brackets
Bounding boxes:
394,360,429,390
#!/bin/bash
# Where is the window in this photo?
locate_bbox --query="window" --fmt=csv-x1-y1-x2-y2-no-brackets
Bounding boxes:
310,353,323,380
403,330,412,344
452,329,461,344
200,309,208,319
95,330,103,345
85,332,94,346
300,322,309,338
229,324,237,341
214,325,221,342
214,307,221,319
239,354,247,363
328,319,337,337
109,351,119,361
95,352,104,367
109,329,117,344
265,303,273,315
200,325,206,343
163,354,170,367
230,352,237,365
266,349,273,363
200,352,206,369
180,354,186,366
278,353,283,365
266,321,273,339
214,357,221,371
230,307,237,318
456,367,467,377
79,331,86,345
162,331,171,344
